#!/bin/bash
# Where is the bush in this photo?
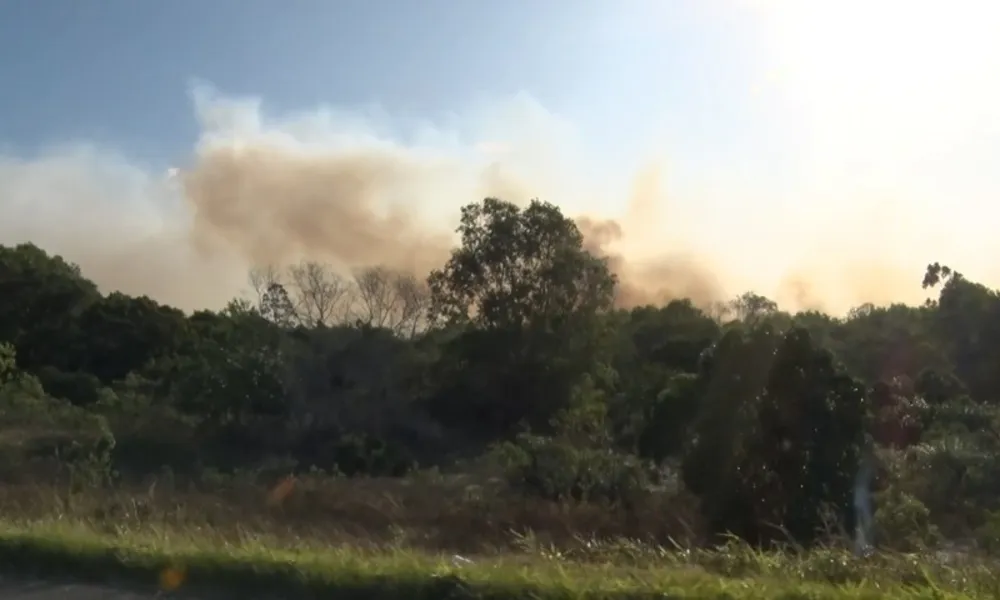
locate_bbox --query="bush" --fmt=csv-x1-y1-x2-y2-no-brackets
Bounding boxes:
0,366,117,487
492,433,654,505
294,429,416,477
873,486,940,552
973,510,1000,555
34,366,103,407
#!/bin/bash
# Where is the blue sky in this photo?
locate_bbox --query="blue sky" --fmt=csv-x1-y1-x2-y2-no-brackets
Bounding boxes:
0,1,775,170
1,0,999,313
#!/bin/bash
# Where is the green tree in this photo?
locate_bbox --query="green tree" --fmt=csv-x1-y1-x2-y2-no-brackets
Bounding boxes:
607,300,719,456
426,198,617,437
0,342,16,386
428,197,615,328
74,292,188,382
683,325,868,546
923,263,1000,402
836,303,943,385
729,291,778,326
168,300,287,429
0,244,99,371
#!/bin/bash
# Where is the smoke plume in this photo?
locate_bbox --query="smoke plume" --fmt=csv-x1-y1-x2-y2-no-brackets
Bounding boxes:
0,83,996,315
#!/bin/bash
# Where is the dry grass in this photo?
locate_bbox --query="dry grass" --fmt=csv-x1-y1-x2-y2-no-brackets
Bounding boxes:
0,474,994,598
0,470,702,555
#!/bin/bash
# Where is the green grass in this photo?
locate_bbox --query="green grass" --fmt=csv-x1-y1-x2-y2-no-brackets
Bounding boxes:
0,518,992,599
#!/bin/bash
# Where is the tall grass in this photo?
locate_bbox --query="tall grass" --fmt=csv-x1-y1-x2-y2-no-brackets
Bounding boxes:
0,474,993,599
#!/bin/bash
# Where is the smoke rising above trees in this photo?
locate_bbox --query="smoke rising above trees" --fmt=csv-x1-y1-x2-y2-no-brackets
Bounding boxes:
0,83,992,315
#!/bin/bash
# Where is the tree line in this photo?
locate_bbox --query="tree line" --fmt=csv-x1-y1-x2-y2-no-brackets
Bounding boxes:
1,196,999,549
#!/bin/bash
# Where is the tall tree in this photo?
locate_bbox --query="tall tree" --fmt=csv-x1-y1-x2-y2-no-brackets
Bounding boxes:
426,198,617,436
683,325,869,545
428,198,616,329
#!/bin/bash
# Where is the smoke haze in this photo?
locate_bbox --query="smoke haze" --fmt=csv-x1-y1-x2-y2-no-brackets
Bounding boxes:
0,83,993,315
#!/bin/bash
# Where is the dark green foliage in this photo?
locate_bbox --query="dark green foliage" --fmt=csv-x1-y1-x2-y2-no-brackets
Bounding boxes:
682,326,867,546
495,433,654,504
425,198,617,438
34,366,103,407
3,206,1000,550
74,292,188,382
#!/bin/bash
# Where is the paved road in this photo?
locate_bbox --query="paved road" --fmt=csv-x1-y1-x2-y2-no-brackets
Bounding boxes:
0,579,204,599
0,581,163,599
0,579,296,599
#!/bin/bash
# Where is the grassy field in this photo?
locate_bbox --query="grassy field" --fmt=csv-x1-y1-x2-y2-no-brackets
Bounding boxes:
0,475,992,599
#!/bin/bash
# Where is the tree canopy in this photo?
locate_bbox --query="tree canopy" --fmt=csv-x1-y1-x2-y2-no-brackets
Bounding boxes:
0,197,997,549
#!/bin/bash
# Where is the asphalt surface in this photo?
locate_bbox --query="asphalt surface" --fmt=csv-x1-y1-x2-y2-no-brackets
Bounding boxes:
0,579,216,599
0,580,158,599
0,579,294,599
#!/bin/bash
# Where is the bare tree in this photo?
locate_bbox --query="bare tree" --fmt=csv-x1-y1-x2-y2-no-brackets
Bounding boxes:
248,265,299,327
705,300,734,325
393,271,431,337
729,291,778,325
351,265,430,337
847,303,875,321
251,261,432,332
287,261,352,327
248,265,282,308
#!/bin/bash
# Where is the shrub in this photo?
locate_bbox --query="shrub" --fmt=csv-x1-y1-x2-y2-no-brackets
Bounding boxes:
873,486,940,552
492,433,654,505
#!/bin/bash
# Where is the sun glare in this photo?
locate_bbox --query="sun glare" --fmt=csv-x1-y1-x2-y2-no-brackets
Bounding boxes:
749,0,1000,174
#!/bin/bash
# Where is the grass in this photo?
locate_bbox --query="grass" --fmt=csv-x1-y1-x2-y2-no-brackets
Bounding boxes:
0,477,994,599
0,518,987,600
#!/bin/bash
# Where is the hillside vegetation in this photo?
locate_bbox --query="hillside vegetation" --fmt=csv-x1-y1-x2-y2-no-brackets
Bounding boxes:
1,196,999,597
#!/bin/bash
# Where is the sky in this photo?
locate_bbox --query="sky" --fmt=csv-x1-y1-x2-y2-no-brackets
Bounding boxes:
0,0,998,314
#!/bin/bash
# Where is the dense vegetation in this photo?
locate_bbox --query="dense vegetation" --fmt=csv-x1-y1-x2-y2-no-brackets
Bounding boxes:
2,195,1000,572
